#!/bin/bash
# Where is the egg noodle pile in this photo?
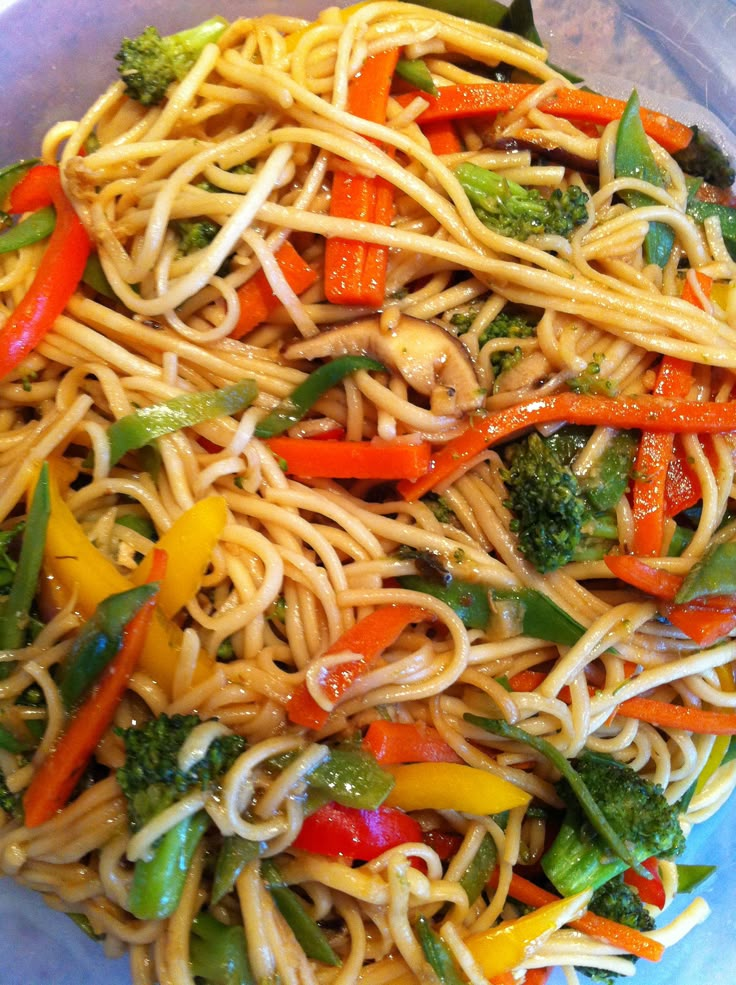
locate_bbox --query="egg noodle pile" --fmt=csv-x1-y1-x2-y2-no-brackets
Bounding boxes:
1,3,736,984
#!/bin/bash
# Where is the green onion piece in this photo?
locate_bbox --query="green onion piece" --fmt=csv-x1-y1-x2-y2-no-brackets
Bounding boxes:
615,90,674,267
107,379,258,465
415,915,467,985
58,583,160,710
492,588,585,646
0,462,50,653
211,835,265,904
254,356,384,439
676,863,716,894
395,58,438,96
0,206,55,255
0,159,39,208
262,860,342,966
464,714,647,875
459,831,497,904
399,574,490,630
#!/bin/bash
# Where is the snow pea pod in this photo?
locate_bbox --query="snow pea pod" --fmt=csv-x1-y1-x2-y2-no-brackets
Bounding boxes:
263,860,341,966
0,206,55,255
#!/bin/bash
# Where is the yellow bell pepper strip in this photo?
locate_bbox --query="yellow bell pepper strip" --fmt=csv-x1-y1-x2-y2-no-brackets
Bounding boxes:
0,164,91,380
130,494,227,618
489,869,665,962
42,468,217,693
464,890,592,979
23,550,164,828
398,390,736,502
384,762,531,813
106,379,257,466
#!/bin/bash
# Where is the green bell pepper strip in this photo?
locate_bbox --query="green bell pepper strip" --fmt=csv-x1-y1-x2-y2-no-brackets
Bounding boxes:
0,461,50,653
262,861,342,966
0,159,39,208
57,583,160,710
492,588,586,646
107,378,258,465
0,206,55,255
395,58,438,96
211,835,265,903
415,915,467,985
189,911,255,985
676,863,716,894
459,831,497,904
128,809,210,920
464,715,647,876
399,574,490,630
675,541,736,603
615,90,674,268
254,356,384,440
267,746,394,810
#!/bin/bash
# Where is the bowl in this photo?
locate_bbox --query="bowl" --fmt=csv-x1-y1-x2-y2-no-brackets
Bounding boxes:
0,2,734,983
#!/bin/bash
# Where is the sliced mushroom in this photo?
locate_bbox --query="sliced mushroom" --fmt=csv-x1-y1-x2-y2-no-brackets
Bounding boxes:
284,314,485,415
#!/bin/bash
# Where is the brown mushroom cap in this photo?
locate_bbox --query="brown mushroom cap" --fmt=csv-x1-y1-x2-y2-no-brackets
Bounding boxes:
284,314,485,415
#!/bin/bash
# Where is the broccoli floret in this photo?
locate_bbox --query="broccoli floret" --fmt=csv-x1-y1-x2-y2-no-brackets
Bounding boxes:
542,753,685,898
567,354,617,397
175,218,220,255
674,125,736,189
455,162,589,241
500,432,588,572
579,876,655,984
116,17,228,106
452,309,538,385
116,713,246,919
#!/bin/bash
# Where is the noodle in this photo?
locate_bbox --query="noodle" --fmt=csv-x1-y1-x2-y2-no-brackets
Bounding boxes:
1,3,735,984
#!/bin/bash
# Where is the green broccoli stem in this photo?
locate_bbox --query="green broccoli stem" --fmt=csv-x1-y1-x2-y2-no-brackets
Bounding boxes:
128,810,210,920
455,162,547,220
189,911,255,985
540,807,634,896
464,715,647,878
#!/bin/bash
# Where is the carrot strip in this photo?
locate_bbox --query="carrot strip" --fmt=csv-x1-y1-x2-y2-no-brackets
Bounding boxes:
23,548,167,827
616,694,736,734
523,970,552,985
231,241,317,339
421,119,462,155
363,720,463,764
603,555,683,600
399,390,736,502
288,604,431,729
325,49,399,307
491,870,664,962
395,83,692,153
267,437,431,480
660,603,736,646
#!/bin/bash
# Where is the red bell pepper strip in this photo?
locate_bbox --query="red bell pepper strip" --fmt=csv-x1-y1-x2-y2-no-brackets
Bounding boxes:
623,856,666,909
288,604,431,729
490,869,665,962
325,49,399,307
230,241,317,339
660,602,736,646
0,164,91,379
422,828,463,860
267,436,431,480
363,720,463,764
23,548,166,828
394,83,693,154
665,435,702,517
399,390,736,502
604,555,683,600
292,801,423,860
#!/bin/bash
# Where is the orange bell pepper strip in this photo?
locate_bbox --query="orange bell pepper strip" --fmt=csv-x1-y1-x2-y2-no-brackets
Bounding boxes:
267,436,431,480
363,720,463,763
287,604,432,729
0,164,91,379
230,241,317,339
394,83,693,154
23,549,166,828
325,48,399,307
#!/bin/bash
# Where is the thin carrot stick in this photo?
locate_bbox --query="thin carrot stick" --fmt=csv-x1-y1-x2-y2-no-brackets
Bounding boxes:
325,49,399,307
231,241,317,339
422,119,462,155
23,549,167,828
266,437,431,480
